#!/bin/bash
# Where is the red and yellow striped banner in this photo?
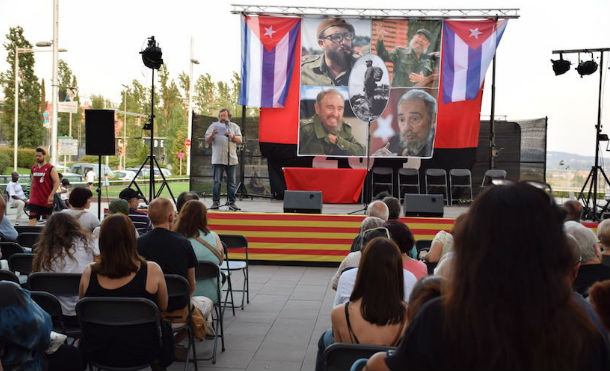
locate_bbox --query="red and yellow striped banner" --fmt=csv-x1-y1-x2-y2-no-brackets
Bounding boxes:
208,212,456,263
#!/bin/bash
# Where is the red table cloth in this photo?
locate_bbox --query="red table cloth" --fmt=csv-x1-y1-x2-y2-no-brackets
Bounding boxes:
283,167,368,204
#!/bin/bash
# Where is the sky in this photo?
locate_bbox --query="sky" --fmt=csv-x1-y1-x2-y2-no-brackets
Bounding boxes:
0,0,609,158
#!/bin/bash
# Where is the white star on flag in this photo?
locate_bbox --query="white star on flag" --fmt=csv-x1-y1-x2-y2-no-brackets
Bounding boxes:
264,26,276,38
469,28,482,39
373,114,395,142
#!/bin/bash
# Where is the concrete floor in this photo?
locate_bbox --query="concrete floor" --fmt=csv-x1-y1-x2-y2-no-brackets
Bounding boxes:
167,265,337,371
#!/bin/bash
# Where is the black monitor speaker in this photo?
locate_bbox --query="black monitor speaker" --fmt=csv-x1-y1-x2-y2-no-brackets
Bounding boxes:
85,109,115,156
283,191,323,214
404,194,444,217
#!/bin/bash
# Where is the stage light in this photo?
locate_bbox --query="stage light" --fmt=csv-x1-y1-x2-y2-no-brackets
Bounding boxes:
551,57,571,75
576,59,598,77
140,36,163,70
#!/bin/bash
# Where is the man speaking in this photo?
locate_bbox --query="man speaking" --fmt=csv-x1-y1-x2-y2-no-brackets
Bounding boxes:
205,108,242,211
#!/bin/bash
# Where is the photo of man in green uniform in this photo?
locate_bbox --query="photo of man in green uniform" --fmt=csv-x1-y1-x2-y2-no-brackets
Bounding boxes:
299,89,366,156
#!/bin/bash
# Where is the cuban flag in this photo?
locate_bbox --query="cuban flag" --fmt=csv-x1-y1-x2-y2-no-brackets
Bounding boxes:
441,19,508,103
239,16,301,108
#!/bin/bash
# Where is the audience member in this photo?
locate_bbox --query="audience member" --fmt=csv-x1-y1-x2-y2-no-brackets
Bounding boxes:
92,199,134,238
0,196,17,242
350,216,385,252
6,171,27,224
382,196,401,220
79,213,169,367
597,219,610,267
406,276,443,322
366,200,389,221
119,187,152,232
563,200,583,222
334,219,386,289
373,191,391,201
588,280,610,332
420,214,465,264
366,182,610,370
174,199,223,317
137,198,196,311
33,213,98,322
54,173,68,211
61,187,100,231
0,281,85,371
176,192,200,214
565,221,610,297
316,238,409,371
385,220,427,279
335,236,416,306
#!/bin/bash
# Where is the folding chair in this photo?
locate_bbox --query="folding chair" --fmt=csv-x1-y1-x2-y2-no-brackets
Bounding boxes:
164,274,198,371
0,242,25,261
76,297,163,371
30,290,73,335
372,167,394,197
398,168,420,200
415,240,432,255
481,169,507,188
194,261,226,364
219,234,249,312
17,232,40,249
425,168,448,204
0,269,20,284
14,225,44,234
449,169,473,205
8,253,33,276
322,343,396,371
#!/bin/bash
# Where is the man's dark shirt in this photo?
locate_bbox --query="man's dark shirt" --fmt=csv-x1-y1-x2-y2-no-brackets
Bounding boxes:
137,228,197,310
573,263,610,297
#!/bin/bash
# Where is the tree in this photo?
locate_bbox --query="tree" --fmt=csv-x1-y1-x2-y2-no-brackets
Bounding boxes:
0,26,44,148
193,73,216,116
57,59,80,137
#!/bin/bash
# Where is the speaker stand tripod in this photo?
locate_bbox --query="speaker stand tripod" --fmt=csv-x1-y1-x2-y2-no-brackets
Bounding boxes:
128,154,176,204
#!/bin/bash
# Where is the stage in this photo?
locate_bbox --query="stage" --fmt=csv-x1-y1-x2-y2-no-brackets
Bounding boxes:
204,198,467,263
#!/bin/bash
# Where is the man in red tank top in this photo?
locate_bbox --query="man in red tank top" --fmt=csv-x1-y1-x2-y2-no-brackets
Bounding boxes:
28,147,59,226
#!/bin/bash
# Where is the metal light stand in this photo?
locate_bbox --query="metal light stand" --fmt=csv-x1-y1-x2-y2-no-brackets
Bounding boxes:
553,48,610,221
349,119,373,215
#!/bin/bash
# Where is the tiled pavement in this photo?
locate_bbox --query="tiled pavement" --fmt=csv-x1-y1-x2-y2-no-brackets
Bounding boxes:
168,265,337,371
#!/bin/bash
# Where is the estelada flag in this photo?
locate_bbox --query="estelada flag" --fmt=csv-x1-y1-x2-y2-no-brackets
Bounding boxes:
239,15,301,108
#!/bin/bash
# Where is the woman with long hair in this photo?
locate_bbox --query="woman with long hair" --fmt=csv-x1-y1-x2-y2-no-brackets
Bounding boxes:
316,238,408,371
366,182,609,370
33,212,97,319
174,200,223,303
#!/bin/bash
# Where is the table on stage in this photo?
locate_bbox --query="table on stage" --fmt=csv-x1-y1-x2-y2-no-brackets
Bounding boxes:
283,167,368,204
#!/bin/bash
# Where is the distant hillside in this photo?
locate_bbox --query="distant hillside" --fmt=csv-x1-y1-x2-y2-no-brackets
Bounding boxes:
547,151,610,171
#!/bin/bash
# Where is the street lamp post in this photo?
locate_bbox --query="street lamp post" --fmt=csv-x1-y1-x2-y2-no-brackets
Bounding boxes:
121,84,129,170
50,0,60,166
186,37,199,177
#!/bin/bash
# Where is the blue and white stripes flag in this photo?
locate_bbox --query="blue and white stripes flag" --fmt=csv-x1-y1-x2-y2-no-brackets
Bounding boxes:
238,15,301,108
441,19,508,104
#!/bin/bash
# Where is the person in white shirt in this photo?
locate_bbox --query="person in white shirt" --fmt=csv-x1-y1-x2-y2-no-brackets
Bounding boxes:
85,169,95,189
61,187,100,232
6,172,27,223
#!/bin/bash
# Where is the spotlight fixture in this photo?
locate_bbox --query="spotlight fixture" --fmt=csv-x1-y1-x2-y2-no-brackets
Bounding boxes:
140,36,163,70
576,58,598,77
551,57,571,75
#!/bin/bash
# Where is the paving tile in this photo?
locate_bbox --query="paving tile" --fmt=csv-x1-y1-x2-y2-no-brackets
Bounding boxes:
290,284,327,301
246,360,302,371
264,318,314,345
278,300,323,320
254,341,309,363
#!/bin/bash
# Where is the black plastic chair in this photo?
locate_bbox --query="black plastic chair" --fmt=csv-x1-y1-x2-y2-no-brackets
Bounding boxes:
164,274,198,371
0,269,20,284
0,242,25,261
322,343,396,371
76,297,163,371
398,168,420,200
194,261,226,364
219,234,249,312
372,167,394,197
8,253,33,275
17,232,40,249
30,290,72,334
449,169,473,205
425,168,448,204
415,239,432,254
14,225,44,234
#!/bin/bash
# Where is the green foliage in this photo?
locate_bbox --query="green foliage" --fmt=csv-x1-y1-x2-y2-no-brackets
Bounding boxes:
0,26,44,148
57,60,81,138
0,146,36,168
78,155,120,167
0,151,10,173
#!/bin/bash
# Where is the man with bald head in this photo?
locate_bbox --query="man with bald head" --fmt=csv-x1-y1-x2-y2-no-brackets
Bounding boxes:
137,198,197,310
366,200,389,221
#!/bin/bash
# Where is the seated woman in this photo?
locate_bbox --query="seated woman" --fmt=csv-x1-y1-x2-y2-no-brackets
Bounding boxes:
61,187,100,232
597,219,610,267
33,212,98,323
419,214,465,264
385,221,427,279
316,238,409,371
366,182,610,370
79,214,168,367
174,199,223,316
